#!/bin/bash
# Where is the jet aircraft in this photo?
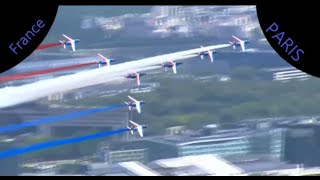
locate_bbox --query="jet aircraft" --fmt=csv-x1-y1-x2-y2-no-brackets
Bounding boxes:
161,61,183,74
229,35,249,52
59,34,80,52
124,95,145,113
127,120,147,137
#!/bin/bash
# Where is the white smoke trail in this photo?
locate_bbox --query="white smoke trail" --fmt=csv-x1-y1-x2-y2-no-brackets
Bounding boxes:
0,44,229,108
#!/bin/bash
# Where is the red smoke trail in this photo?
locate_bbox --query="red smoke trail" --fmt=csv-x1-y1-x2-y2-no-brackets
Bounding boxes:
36,42,62,50
0,62,97,83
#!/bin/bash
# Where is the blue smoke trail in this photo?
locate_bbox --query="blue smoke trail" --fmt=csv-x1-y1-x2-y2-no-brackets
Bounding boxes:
0,104,125,134
0,128,128,159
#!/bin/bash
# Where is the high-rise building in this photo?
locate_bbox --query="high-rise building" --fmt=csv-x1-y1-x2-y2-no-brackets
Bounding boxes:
283,122,320,166
146,128,286,161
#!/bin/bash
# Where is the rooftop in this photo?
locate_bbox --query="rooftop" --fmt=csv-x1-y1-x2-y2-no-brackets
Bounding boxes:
149,154,243,176
119,162,159,176
146,128,273,146
87,161,159,176
225,155,299,173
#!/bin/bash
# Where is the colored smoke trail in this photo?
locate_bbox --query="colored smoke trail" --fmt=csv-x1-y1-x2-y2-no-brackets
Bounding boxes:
36,42,62,50
0,104,125,134
0,128,128,159
0,62,97,83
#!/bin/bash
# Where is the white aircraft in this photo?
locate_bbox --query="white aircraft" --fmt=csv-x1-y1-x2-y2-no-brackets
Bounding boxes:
125,71,147,86
197,46,217,63
96,53,116,68
161,61,183,74
59,34,80,52
127,120,147,138
124,95,145,113
229,35,250,52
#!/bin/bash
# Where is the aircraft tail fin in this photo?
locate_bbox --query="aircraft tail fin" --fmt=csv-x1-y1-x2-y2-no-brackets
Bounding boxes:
127,127,134,135
59,40,66,49
172,63,177,74
124,102,131,110
229,41,236,50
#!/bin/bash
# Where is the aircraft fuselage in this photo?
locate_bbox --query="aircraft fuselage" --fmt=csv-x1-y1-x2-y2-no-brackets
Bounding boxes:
232,40,250,46
126,73,146,79
199,50,217,56
64,39,81,45
127,101,145,108
163,62,183,68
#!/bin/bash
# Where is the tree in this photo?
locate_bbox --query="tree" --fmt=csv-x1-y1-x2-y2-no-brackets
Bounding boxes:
56,163,88,174
230,66,259,80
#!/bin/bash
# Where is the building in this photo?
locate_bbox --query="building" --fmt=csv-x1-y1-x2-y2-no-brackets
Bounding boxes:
282,121,320,167
88,154,242,176
95,119,288,164
107,149,148,164
239,116,320,167
148,154,243,176
146,127,286,161
97,139,150,164
151,6,184,18
225,155,299,174
87,161,159,176
263,66,311,82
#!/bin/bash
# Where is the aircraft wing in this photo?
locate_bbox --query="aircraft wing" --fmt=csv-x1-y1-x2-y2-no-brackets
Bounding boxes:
98,53,107,61
129,120,139,127
70,40,76,52
128,95,138,103
136,102,141,113
232,35,242,42
240,41,246,52
136,73,141,86
208,51,214,62
62,34,73,42
136,126,144,137
172,63,177,74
